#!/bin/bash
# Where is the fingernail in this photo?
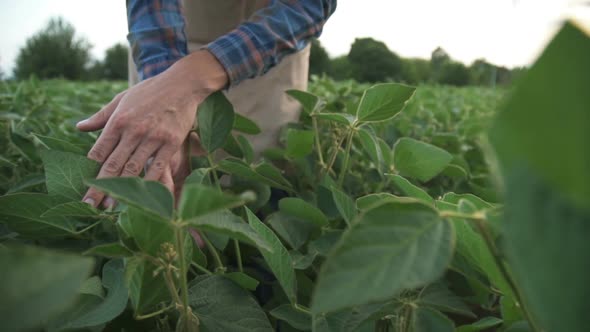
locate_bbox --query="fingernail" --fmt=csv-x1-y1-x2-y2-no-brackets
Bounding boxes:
76,119,88,127
83,197,95,206
104,197,115,208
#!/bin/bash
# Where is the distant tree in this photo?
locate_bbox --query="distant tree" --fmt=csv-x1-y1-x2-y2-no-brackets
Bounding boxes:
14,17,91,80
347,38,402,82
328,56,353,80
309,39,331,76
430,47,451,82
439,61,470,86
469,59,496,86
400,58,431,84
102,43,128,80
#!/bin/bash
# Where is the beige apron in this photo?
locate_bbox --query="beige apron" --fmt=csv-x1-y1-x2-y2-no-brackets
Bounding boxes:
128,0,310,155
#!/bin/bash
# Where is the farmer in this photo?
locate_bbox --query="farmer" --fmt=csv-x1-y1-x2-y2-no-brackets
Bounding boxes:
77,0,337,207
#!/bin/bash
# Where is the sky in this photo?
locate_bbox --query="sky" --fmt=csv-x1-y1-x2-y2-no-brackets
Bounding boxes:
0,0,588,75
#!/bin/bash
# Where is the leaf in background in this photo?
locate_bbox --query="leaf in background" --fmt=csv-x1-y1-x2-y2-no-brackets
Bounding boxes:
126,206,174,256
125,256,170,315
456,317,503,332
254,162,293,191
246,208,297,303
270,304,312,331
355,193,402,211
387,174,434,204
224,272,259,291
84,243,133,258
411,307,455,332
290,250,318,270
222,134,243,158
0,245,94,332
41,201,102,218
312,303,384,332
286,129,314,159
268,212,315,250
417,282,475,318
33,134,86,154
355,83,415,123
279,197,328,227
0,193,78,237
218,158,293,191
393,137,453,182
488,22,590,332
188,275,273,332
86,177,173,219
198,91,235,153
41,150,100,202
186,210,272,251
357,128,383,172
312,199,453,313
286,89,321,114
315,112,355,125
179,183,246,220
236,135,254,164
329,186,356,225
5,173,45,194
233,112,261,135
49,260,128,330
185,168,210,186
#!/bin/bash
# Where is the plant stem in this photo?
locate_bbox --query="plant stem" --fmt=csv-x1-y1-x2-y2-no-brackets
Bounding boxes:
321,131,347,179
202,233,225,272
234,239,243,272
337,129,355,186
293,303,312,315
134,304,175,320
207,154,221,190
312,116,325,167
191,262,213,275
174,225,190,317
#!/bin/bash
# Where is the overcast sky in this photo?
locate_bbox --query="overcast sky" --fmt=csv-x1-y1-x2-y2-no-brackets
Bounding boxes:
0,0,588,75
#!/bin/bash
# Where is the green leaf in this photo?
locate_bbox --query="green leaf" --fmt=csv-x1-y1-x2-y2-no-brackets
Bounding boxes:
34,133,86,154
84,243,133,258
233,112,261,135
41,150,100,202
387,174,434,204
417,282,475,318
49,260,128,330
286,129,314,159
0,245,94,332
185,168,210,186
254,162,293,191
237,135,254,164
268,212,314,250
179,184,247,220
270,304,312,330
198,91,235,153
126,206,174,256
355,83,415,123
504,321,532,332
41,201,102,218
411,307,455,332
79,276,104,299
188,275,273,331
393,137,453,182
286,89,321,114
315,112,355,125
224,272,259,291
0,193,78,237
489,22,590,211
312,303,384,332
290,250,318,270
222,134,243,158
308,230,343,257
329,186,357,225
279,197,328,227
311,199,454,313
377,138,392,170
355,193,402,211
358,128,383,172
218,158,293,191
5,173,45,194
246,208,297,303
441,192,493,210
456,317,503,332
86,177,173,219
185,210,272,251
125,256,170,315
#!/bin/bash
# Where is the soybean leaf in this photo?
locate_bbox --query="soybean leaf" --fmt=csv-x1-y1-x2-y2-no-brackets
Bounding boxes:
198,91,235,153
125,256,170,315
393,137,453,182
86,177,173,219
224,272,259,291
233,112,261,135
329,186,357,225
79,276,104,299
286,89,321,114
279,197,328,227
290,250,318,270
355,83,415,123
223,134,243,158
377,138,392,169
0,245,94,332
41,150,100,202
188,275,273,332
237,135,254,164
411,307,455,332
5,173,45,194
387,174,434,204
127,206,174,256
84,243,133,258
254,162,293,191
41,201,102,218
185,168,210,186
0,193,78,237
34,134,86,154
355,193,402,211
315,113,355,125
186,210,272,251
179,184,246,220
270,304,312,330
441,192,493,210
417,282,475,318
49,260,128,330
457,317,503,332
218,158,292,191
267,212,315,250
311,199,453,313
308,230,343,257
246,208,297,303
312,303,384,332
286,129,314,159
358,128,383,172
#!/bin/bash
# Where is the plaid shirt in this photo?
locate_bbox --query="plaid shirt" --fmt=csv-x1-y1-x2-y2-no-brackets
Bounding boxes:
127,0,337,87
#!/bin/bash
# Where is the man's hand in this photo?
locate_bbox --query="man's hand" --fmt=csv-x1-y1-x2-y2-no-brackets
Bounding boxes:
77,50,227,208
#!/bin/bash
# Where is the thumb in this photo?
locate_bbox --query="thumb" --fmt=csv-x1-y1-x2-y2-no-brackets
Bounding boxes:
77,91,125,132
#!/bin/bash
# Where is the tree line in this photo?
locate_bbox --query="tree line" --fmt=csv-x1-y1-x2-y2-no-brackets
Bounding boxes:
6,17,523,86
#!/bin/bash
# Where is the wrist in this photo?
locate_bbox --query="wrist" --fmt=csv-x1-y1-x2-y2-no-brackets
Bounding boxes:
167,50,229,101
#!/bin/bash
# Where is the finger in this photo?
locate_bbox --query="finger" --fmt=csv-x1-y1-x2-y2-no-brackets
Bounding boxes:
83,135,141,208
189,132,206,156
160,165,175,195
120,138,162,177
144,144,178,182
77,91,126,132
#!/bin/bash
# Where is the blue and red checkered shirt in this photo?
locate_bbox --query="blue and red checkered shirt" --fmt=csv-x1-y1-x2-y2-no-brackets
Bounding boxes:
127,0,337,87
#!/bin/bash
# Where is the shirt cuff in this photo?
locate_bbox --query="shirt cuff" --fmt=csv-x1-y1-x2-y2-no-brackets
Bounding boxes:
136,55,184,81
